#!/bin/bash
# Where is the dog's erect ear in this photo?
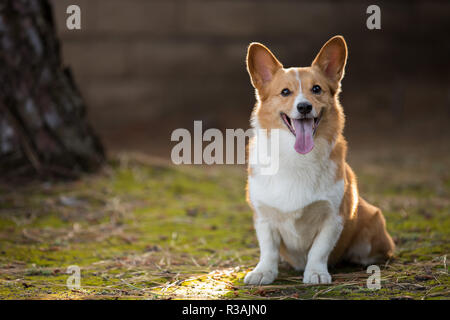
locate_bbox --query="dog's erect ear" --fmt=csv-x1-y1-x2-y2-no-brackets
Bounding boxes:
312,36,348,83
246,43,283,89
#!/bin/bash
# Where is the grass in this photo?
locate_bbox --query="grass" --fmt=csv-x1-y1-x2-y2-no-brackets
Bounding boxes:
0,151,448,300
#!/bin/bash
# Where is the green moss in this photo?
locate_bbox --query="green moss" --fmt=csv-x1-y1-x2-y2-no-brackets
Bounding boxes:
0,156,448,300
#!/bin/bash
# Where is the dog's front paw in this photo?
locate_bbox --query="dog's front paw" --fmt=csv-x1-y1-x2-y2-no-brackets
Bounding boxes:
244,269,277,285
303,268,332,284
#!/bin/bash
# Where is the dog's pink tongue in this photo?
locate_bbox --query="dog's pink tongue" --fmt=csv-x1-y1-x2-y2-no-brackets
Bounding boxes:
293,118,314,154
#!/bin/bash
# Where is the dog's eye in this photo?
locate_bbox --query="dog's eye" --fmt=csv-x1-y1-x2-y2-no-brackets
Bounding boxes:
281,88,291,97
312,85,322,94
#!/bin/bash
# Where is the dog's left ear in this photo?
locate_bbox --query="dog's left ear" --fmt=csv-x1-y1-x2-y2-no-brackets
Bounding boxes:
246,42,283,89
312,36,348,83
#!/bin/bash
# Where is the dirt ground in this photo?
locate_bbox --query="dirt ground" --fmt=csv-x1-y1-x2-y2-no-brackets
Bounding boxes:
0,134,449,299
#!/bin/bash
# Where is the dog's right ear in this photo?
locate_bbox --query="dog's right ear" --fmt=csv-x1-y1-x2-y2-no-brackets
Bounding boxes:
312,36,348,83
246,43,283,89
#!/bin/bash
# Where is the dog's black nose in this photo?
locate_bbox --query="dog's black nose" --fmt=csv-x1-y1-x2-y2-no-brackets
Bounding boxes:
297,102,312,115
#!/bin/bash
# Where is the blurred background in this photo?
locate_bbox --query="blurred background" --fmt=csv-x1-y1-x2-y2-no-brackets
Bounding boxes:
50,0,449,159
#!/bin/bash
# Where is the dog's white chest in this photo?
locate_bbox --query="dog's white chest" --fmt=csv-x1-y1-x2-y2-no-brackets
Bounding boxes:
248,136,344,268
248,136,344,215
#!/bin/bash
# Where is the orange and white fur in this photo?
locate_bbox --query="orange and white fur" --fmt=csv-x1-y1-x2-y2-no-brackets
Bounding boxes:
245,36,395,285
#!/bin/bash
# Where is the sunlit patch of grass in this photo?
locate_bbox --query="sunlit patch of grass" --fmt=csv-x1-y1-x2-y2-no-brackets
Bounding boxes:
154,267,244,299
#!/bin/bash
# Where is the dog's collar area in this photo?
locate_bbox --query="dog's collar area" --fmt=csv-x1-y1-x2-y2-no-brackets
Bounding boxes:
280,110,323,136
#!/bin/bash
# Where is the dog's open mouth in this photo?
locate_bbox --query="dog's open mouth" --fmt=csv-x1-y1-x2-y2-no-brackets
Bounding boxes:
280,110,323,154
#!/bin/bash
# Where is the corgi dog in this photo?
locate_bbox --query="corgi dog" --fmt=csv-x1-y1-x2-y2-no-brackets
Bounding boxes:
244,36,395,285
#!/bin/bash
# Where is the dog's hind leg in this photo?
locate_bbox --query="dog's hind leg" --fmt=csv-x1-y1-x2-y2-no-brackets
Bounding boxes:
345,198,395,265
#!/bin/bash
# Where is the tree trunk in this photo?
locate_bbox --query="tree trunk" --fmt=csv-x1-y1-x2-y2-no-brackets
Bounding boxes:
0,0,104,180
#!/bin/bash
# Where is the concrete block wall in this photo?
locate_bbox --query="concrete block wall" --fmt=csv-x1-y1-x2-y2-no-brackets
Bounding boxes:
49,0,450,151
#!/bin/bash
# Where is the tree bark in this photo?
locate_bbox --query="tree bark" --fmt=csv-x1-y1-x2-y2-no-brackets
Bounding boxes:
0,0,104,179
